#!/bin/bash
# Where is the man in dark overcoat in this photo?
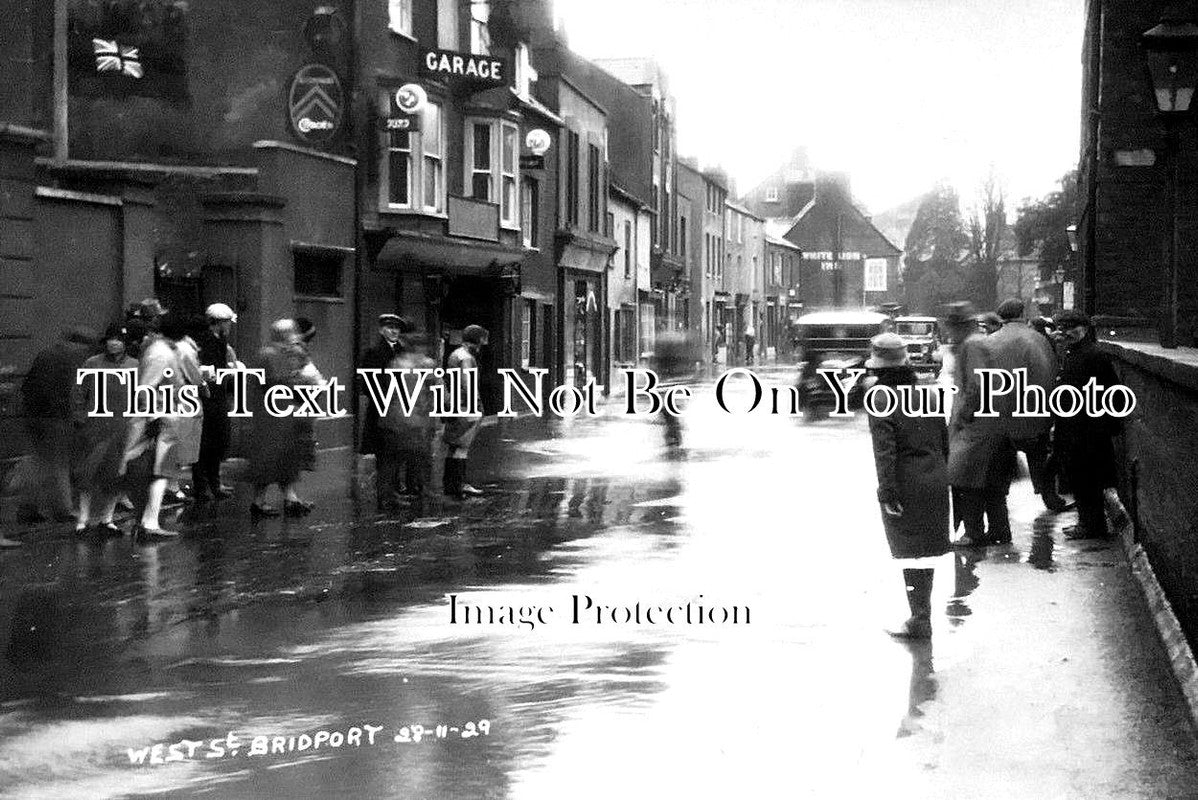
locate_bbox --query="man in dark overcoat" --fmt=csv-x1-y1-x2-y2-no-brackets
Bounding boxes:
360,313,409,509
1051,309,1122,539
987,298,1070,512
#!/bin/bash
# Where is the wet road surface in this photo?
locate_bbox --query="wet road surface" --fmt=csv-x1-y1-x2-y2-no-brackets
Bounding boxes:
1,370,1197,798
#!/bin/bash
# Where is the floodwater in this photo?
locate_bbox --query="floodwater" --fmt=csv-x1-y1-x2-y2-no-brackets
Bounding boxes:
1,371,1196,799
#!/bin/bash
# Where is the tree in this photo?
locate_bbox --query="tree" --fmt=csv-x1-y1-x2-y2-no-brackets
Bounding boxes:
967,170,1007,311
902,183,971,314
1013,170,1079,286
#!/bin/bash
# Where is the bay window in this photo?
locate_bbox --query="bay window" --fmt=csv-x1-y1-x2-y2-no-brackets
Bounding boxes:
465,118,520,228
381,96,445,214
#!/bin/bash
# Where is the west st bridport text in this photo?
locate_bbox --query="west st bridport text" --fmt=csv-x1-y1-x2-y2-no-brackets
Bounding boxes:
126,720,492,766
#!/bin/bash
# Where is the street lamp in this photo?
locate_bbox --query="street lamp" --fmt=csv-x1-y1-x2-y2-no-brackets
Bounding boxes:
1143,17,1198,348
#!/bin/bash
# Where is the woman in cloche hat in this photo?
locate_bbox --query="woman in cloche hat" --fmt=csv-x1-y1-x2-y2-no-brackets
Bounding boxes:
865,332,952,639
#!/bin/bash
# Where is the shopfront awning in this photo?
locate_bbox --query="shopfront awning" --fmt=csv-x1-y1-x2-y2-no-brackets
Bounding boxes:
374,229,526,276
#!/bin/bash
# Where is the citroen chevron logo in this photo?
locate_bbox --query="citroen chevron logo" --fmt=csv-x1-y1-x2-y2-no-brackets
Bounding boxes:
287,64,344,144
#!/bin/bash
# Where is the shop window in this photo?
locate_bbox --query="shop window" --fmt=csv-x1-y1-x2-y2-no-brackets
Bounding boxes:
614,306,636,363
521,299,535,368
294,250,343,297
389,0,413,37
765,186,780,202
380,96,444,214
465,118,519,227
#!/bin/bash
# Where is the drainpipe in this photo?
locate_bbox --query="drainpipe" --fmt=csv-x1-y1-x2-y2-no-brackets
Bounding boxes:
1082,0,1102,315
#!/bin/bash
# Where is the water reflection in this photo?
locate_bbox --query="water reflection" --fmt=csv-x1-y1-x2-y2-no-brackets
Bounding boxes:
945,552,980,626
1027,513,1057,572
896,640,937,738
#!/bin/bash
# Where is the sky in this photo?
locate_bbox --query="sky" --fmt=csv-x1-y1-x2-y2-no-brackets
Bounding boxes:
554,0,1084,216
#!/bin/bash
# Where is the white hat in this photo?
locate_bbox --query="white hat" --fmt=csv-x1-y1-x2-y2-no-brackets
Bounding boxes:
205,302,238,322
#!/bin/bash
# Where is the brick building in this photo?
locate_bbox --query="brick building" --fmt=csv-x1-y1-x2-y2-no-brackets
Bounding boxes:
723,201,765,365
1078,0,1198,654
742,151,901,310
1078,0,1198,338
677,159,729,361
764,233,802,360
1,0,360,460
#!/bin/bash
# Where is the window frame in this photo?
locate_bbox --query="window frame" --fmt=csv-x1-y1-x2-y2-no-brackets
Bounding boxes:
464,117,521,229
470,0,491,55
521,176,538,248
566,130,580,227
379,94,446,215
587,143,601,233
624,220,632,279
388,0,413,38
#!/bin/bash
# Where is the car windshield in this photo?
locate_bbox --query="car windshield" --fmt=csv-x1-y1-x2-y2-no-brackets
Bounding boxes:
896,321,935,336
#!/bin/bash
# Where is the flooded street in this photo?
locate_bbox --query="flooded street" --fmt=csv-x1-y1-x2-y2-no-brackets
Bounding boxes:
2,373,1197,799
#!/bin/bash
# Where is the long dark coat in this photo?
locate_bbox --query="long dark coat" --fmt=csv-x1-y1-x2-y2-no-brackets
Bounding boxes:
946,333,1016,489
196,328,237,462
246,342,307,488
869,399,952,559
358,337,403,455
1054,338,1121,490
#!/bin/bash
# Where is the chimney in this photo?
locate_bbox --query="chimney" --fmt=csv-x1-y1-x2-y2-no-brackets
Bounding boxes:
814,171,850,201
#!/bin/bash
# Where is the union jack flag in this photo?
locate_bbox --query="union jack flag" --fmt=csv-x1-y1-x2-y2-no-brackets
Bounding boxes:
93,39,143,79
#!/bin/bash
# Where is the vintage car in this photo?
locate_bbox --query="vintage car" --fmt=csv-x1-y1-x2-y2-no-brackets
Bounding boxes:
893,315,943,370
793,310,890,420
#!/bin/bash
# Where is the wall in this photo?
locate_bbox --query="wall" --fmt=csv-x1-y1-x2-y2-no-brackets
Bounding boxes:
1080,0,1198,336
255,143,355,449
50,0,356,165
1104,340,1198,650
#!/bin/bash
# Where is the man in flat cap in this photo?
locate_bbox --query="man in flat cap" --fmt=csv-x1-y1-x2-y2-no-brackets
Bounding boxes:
1051,310,1122,539
193,302,240,500
360,313,410,509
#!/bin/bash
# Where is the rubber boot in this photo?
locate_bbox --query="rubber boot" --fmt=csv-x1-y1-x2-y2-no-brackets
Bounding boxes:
890,569,934,639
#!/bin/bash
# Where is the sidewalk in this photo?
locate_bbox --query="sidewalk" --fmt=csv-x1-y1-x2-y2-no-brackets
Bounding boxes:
899,480,1198,798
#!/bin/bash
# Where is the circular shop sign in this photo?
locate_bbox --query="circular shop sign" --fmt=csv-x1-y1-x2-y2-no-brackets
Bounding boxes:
394,83,428,115
525,128,551,156
287,64,345,144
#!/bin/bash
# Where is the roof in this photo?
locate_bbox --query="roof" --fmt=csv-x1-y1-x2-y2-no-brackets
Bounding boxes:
766,233,802,252
512,89,564,126
609,180,649,209
725,200,764,221
592,58,666,93
764,218,797,240
795,310,891,325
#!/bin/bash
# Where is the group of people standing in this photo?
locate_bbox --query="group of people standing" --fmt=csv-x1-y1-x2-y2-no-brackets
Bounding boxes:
3,299,333,544
359,313,489,512
867,299,1124,639
5,299,241,543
